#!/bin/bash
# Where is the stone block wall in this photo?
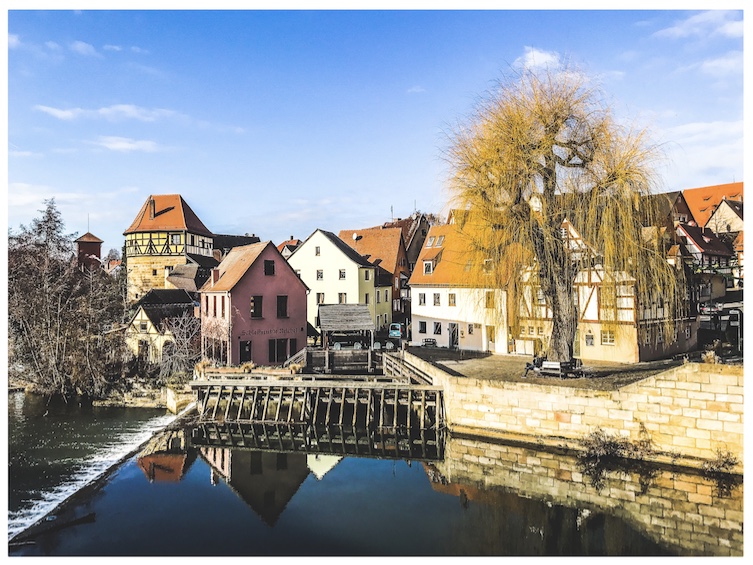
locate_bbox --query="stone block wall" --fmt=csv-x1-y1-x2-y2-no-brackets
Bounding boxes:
398,353,743,466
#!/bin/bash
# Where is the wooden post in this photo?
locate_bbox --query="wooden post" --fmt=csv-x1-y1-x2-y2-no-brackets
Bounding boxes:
236,387,246,421
421,389,426,429
211,386,223,420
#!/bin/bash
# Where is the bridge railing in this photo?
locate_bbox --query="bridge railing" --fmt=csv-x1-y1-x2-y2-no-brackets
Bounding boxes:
382,352,435,385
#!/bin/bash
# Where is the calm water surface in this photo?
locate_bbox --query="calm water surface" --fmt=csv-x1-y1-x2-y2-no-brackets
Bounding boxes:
8,392,742,556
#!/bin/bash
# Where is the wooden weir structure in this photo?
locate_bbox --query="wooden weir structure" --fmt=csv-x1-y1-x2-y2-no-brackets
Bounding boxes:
191,377,444,431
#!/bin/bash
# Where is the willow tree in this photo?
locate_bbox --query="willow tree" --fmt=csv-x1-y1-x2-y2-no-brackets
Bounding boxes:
448,67,684,362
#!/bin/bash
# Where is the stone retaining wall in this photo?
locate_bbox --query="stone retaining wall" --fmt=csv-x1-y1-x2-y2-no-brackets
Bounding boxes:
398,352,743,469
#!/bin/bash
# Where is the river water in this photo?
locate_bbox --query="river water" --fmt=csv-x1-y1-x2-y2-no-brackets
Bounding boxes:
7,391,743,556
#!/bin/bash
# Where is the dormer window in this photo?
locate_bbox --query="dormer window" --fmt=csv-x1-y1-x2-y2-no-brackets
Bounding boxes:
426,236,435,247
423,261,433,275
435,235,444,247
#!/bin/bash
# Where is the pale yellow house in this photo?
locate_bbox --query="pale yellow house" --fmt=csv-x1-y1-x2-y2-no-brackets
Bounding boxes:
125,289,196,363
287,229,392,334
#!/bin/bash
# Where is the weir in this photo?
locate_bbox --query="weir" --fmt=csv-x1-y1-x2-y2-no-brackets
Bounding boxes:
190,377,445,431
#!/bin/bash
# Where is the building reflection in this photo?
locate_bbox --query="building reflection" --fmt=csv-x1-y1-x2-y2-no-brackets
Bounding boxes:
184,424,742,556
137,429,196,483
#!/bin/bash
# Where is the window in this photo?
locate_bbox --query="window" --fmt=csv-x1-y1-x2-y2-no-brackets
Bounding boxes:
295,269,301,278
418,293,426,306
657,327,664,344
171,233,180,245
601,330,615,345
426,236,435,247
339,269,346,280
585,333,594,346
139,321,147,333
448,293,456,307
433,293,440,306
528,326,534,335
433,322,442,335
316,269,324,280
365,270,370,281
152,269,158,276
250,295,263,318
435,235,444,246
418,321,427,334
315,246,321,256
190,234,195,246
316,292,325,304
423,261,433,275
213,295,217,317
365,293,370,305
537,327,544,335
221,296,225,318
264,260,275,275
338,293,347,304
485,291,494,309
483,259,494,273
204,295,209,314
277,295,288,318
376,291,381,303
685,325,691,339
468,324,473,335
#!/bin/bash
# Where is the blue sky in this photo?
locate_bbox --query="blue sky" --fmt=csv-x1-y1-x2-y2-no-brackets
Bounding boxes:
6,7,746,255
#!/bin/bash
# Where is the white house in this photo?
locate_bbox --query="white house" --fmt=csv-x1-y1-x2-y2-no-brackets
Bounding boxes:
287,229,393,334
408,221,508,354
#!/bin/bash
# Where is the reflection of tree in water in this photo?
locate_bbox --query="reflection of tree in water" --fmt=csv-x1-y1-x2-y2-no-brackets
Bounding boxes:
701,450,742,498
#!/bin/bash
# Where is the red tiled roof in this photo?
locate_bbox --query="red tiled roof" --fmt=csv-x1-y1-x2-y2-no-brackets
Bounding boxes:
682,182,743,228
124,194,213,236
277,238,302,252
338,227,405,276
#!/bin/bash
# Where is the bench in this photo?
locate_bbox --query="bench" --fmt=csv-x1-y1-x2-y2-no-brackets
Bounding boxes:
524,358,583,379
422,338,437,347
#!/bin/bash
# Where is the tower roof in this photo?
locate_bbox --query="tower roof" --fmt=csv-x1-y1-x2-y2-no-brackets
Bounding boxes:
124,194,213,237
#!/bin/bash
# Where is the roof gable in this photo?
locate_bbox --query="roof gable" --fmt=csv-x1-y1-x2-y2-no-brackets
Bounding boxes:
682,182,743,227
124,194,214,237
338,227,405,275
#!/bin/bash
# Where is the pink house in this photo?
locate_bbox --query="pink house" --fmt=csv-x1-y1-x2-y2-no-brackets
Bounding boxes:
200,241,308,367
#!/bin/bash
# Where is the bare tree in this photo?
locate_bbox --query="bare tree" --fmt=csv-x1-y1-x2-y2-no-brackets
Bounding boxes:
158,311,202,384
447,66,683,362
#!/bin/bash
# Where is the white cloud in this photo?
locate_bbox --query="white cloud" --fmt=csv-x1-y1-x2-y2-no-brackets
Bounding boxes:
699,50,743,77
69,40,101,57
34,105,84,120
45,41,61,51
654,10,743,40
407,85,426,94
92,136,163,152
35,103,178,122
9,34,20,49
9,150,39,158
659,120,743,190
130,46,149,54
513,47,560,71
103,44,122,51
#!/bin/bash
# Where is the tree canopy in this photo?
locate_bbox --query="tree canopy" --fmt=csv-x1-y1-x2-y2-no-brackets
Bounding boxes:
448,66,684,361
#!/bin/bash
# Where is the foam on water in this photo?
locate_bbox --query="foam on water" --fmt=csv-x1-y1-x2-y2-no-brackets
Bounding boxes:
8,410,180,541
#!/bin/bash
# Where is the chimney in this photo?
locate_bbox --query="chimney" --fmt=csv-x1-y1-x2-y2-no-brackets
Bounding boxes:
212,268,220,286
149,197,156,220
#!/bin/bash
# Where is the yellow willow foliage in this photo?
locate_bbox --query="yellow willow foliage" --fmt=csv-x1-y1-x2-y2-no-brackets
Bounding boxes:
447,67,685,350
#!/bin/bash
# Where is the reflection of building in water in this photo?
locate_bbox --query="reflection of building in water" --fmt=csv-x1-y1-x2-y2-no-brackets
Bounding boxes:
422,436,742,557
306,454,342,480
137,429,195,483
200,447,310,526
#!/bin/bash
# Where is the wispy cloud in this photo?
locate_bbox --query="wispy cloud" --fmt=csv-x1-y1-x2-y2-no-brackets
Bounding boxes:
91,136,164,152
654,10,743,40
69,40,101,57
513,47,560,71
103,44,122,51
407,85,426,94
699,50,743,77
9,34,20,49
35,103,179,122
130,46,149,54
9,150,40,158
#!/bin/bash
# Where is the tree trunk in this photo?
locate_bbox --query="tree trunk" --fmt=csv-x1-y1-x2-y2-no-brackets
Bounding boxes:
546,274,577,362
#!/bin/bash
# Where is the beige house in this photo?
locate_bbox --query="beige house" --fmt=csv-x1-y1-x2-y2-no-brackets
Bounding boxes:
287,229,392,334
125,289,196,363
